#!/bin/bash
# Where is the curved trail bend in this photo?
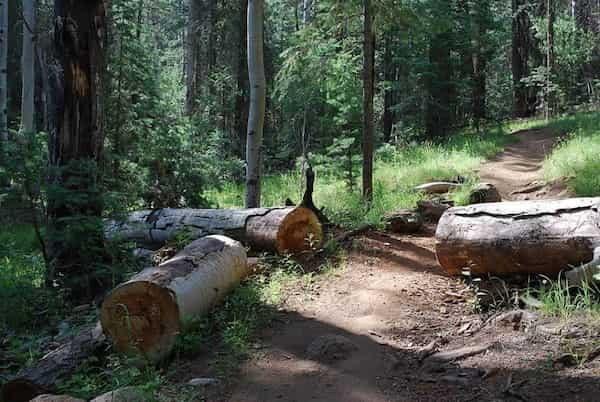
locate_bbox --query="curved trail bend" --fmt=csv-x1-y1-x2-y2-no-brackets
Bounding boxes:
188,128,597,402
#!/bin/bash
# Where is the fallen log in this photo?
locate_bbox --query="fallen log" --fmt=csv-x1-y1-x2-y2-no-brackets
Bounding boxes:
1,323,106,402
414,182,460,194
436,198,600,276
100,235,248,362
106,206,322,254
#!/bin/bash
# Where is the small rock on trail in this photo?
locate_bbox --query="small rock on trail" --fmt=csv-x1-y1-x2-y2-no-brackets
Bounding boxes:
305,334,358,363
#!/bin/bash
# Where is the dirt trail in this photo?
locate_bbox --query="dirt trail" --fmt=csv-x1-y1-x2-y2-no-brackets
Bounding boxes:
479,128,571,200
202,129,598,402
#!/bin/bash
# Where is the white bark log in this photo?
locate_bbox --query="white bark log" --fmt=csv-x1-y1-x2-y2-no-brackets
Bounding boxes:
20,0,36,134
106,206,323,255
0,0,8,145
246,0,266,208
413,182,461,194
100,235,248,362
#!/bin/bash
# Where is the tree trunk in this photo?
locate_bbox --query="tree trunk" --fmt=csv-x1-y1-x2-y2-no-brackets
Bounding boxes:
383,33,394,143
545,0,555,119
0,0,8,160
436,198,600,276
48,0,106,300
246,0,266,208
100,235,248,362
362,0,374,201
20,0,35,134
472,1,489,130
425,31,453,139
1,323,106,402
185,0,215,116
235,0,248,159
107,206,323,254
512,0,533,118
302,0,312,25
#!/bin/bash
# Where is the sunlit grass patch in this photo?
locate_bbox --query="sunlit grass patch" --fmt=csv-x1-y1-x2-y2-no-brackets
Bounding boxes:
205,126,513,228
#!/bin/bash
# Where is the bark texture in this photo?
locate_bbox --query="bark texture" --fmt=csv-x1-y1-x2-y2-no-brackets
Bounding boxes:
362,0,374,200
185,0,215,115
20,0,35,133
512,0,534,117
0,0,7,147
107,206,323,254
101,235,247,362
1,324,106,402
245,0,266,208
436,198,600,276
49,0,107,298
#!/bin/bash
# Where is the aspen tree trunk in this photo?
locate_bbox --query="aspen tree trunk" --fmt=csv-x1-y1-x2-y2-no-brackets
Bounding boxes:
21,0,35,134
302,0,312,24
362,0,374,201
246,0,266,208
0,0,8,150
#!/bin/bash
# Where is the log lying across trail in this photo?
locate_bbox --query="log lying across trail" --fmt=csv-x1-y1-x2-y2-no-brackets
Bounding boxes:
2,324,106,402
100,235,248,362
106,206,322,254
436,198,600,276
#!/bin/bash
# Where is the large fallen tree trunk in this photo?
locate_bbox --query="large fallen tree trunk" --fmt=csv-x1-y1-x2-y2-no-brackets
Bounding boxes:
100,235,248,362
436,198,600,276
106,206,322,254
2,324,106,402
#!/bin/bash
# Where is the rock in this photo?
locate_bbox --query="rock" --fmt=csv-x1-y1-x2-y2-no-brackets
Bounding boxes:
90,386,146,402
417,200,451,222
306,334,358,363
493,310,538,330
414,182,461,194
30,396,85,402
187,378,220,387
468,183,501,204
384,209,423,234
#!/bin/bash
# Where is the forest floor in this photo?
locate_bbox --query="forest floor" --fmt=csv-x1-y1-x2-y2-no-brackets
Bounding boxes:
183,127,600,402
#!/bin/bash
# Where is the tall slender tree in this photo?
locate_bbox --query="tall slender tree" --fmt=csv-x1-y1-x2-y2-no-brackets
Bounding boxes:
0,0,7,149
512,0,533,117
20,0,35,134
245,0,266,208
49,0,107,300
185,0,216,116
362,0,374,201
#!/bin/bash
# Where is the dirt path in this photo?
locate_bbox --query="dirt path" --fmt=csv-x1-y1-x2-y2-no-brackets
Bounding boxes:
479,128,571,200
203,129,598,402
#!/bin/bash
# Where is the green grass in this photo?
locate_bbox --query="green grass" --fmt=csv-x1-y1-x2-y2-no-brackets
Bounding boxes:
206,126,513,228
531,276,600,320
543,111,600,196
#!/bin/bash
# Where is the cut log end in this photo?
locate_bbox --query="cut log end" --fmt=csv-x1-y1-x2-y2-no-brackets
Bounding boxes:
100,281,180,361
277,207,323,253
246,207,323,254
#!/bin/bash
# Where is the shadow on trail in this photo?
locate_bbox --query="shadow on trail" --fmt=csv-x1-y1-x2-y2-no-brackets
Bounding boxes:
224,309,600,402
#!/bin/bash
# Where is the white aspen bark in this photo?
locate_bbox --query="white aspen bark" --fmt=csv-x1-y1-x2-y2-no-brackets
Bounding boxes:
106,206,323,254
245,0,266,208
101,235,248,362
20,0,36,134
302,0,313,25
0,0,7,145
